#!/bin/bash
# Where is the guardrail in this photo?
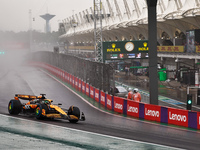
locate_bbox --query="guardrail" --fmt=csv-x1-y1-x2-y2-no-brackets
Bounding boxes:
30,61,200,130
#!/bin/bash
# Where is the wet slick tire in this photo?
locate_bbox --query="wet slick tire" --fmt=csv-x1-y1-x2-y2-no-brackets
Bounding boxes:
35,104,48,119
68,106,80,123
8,100,21,115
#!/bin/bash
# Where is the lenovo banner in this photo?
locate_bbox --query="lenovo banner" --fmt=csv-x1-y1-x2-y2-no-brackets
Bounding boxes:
69,74,73,85
74,77,78,90
54,67,57,76
95,88,100,102
78,79,82,91
82,81,86,94
64,72,68,83
86,83,89,96
52,67,55,75
62,71,65,81
58,69,61,78
100,91,106,106
106,94,112,110
67,73,70,83
168,108,188,127
72,76,75,87
90,86,94,99
114,97,124,113
144,104,161,122
127,100,139,118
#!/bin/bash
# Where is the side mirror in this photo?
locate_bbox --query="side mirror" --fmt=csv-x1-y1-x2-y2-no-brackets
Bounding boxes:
58,103,62,106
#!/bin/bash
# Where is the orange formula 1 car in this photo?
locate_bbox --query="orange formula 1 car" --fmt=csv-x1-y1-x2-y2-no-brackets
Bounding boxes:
8,94,85,123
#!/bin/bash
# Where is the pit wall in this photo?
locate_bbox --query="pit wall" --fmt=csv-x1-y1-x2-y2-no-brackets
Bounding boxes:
30,62,200,130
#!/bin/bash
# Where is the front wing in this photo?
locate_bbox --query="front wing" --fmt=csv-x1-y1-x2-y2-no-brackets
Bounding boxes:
44,112,85,121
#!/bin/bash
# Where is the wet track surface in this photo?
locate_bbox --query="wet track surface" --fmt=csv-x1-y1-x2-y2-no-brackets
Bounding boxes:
0,62,200,149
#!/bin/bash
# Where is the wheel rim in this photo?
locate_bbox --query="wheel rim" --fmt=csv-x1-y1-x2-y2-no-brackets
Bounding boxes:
36,107,40,116
9,102,12,110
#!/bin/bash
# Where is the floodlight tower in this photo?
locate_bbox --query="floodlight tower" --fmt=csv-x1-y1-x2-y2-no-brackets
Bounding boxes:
40,13,55,33
94,0,103,62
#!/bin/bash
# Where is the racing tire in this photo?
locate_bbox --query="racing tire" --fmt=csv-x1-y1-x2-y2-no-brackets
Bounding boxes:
8,99,22,115
68,106,80,123
35,104,48,120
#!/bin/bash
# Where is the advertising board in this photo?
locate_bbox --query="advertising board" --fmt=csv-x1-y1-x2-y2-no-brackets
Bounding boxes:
127,100,140,118
114,97,124,113
106,94,112,110
75,77,78,90
168,108,188,127
82,81,85,94
95,88,100,102
86,83,89,96
90,86,94,99
78,79,82,91
144,104,161,122
100,91,106,106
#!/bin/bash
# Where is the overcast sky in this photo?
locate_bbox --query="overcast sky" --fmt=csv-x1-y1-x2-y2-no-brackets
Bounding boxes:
0,0,92,32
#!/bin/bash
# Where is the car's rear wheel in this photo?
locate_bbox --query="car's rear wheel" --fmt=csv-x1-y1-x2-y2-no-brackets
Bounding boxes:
8,100,22,115
68,106,80,123
35,104,48,119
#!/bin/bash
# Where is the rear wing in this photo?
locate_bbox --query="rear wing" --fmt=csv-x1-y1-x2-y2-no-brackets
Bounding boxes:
15,94,46,100
15,94,37,100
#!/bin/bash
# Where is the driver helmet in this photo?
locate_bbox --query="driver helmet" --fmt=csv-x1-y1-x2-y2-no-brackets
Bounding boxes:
134,88,138,93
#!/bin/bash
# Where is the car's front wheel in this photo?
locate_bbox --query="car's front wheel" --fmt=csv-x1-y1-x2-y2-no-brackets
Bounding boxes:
35,104,48,119
68,106,80,123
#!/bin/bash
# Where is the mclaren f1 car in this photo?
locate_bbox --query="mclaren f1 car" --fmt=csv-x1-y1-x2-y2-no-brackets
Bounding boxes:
8,94,85,123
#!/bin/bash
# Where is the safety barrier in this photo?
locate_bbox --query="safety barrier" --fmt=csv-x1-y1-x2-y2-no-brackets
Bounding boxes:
30,62,200,130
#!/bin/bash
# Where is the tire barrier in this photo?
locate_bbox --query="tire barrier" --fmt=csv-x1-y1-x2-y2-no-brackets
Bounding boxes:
29,61,200,130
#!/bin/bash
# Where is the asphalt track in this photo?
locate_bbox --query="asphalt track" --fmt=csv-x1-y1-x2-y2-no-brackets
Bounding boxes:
1,62,200,149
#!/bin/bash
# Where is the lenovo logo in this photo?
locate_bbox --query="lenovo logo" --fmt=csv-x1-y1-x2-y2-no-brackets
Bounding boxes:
82,85,85,91
90,90,94,96
107,99,111,106
127,105,138,113
95,93,99,98
145,108,159,117
101,96,105,102
169,111,187,122
86,88,89,93
115,103,123,110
